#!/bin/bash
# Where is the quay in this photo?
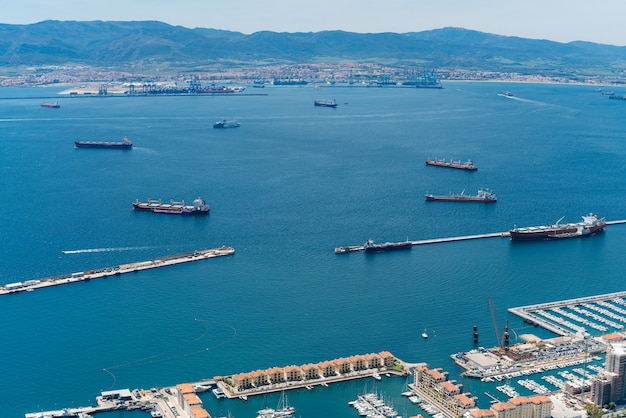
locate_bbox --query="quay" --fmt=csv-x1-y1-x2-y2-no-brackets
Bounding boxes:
335,219,626,253
1,247,234,296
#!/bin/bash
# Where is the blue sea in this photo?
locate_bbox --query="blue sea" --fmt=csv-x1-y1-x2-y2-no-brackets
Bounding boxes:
2,82,626,417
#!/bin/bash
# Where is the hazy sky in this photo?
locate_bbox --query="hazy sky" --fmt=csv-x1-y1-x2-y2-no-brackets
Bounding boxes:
4,0,626,46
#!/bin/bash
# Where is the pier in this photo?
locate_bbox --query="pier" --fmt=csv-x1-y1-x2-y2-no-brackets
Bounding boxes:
335,219,626,253
0,247,234,296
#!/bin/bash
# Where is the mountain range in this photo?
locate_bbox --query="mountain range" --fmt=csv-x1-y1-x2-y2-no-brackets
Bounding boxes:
1,20,625,76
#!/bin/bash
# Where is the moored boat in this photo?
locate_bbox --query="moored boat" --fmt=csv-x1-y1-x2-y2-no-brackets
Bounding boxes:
425,188,496,203
74,137,132,149
213,120,240,128
509,213,606,241
425,158,477,171
132,197,210,215
314,99,337,107
363,238,412,253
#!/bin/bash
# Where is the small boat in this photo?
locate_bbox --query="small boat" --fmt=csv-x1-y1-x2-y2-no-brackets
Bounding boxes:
425,188,497,203
212,387,226,399
74,137,133,149
372,373,381,381
425,158,477,171
41,102,60,108
213,119,240,128
497,91,513,97
422,329,429,339
314,99,337,108
132,197,210,215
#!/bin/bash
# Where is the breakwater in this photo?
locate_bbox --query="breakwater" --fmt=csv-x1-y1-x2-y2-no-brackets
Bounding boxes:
0,246,235,296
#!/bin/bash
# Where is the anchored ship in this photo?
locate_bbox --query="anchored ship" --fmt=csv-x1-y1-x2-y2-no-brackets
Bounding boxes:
426,158,477,171
40,102,60,108
213,120,240,128
425,189,496,203
314,99,337,108
132,197,210,215
509,213,606,241
74,137,132,149
363,238,412,253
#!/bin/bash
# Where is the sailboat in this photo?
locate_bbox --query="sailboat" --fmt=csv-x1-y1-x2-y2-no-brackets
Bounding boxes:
422,328,429,339
257,391,295,418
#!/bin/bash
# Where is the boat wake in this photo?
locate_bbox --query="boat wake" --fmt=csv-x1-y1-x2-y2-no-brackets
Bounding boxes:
62,246,155,254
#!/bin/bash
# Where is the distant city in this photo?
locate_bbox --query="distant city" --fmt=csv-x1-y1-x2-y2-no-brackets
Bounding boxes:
0,62,621,89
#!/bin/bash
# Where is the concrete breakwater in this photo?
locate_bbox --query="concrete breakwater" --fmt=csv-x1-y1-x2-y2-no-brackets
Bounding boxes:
0,246,235,296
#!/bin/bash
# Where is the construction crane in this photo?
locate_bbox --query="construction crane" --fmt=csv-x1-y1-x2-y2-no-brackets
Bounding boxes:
488,296,509,352
488,296,501,350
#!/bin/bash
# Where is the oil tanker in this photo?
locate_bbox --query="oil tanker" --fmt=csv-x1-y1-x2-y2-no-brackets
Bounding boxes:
509,213,606,241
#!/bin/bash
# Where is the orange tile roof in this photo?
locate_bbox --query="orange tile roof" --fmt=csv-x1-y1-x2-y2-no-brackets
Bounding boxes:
440,381,459,392
453,393,475,406
426,368,446,380
529,395,551,404
379,351,394,358
176,383,194,394
183,393,202,406
603,333,623,341
469,409,495,417
509,396,529,405
190,406,210,418
491,402,514,411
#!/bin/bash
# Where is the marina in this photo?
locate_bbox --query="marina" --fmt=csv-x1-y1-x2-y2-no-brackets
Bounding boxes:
26,353,416,418
0,247,234,296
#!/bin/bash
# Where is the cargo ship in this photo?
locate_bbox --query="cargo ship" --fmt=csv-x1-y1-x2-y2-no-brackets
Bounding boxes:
196,84,236,93
132,197,210,215
509,213,606,241
363,238,412,253
425,158,477,171
40,102,60,108
213,120,240,128
74,137,132,149
425,189,496,203
314,99,337,108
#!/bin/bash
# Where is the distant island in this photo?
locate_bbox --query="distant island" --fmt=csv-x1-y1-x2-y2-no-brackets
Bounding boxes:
1,21,626,86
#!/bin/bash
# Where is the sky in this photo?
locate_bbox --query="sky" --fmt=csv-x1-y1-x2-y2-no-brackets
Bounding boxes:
3,0,626,46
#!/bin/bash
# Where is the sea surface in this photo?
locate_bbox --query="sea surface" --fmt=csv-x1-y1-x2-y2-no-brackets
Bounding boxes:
2,82,626,417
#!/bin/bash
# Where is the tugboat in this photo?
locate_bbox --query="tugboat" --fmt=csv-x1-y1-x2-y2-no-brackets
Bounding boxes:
509,213,606,241
213,120,240,128
425,189,497,203
132,197,210,215
425,158,477,171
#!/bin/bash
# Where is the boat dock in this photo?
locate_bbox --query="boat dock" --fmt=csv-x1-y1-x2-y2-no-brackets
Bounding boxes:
0,247,234,296
509,290,626,336
335,219,626,254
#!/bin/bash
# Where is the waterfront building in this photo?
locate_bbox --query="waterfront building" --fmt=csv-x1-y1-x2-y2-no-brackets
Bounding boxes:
469,395,552,418
412,365,476,417
267,367,285,384
318,360,336,377
175,384,210,418
591,374,612,407
251,369,269,386
285,365,303,381
592,342,626,405
302,363,320,380
232,372,253,390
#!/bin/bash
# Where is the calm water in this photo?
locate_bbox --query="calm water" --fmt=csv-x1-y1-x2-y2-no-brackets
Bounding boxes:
2,82,626,417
